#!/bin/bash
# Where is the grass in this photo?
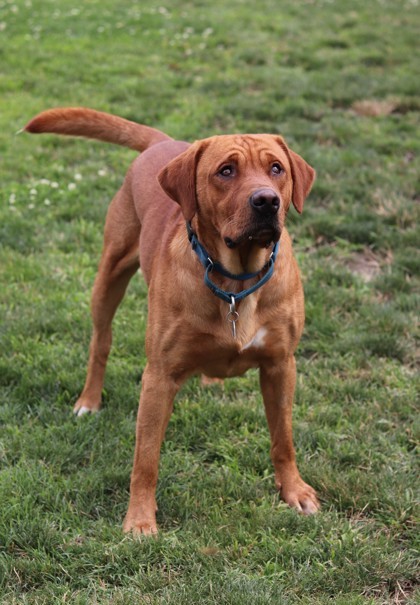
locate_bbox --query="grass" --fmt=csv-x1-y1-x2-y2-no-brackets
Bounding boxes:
0,0,419,603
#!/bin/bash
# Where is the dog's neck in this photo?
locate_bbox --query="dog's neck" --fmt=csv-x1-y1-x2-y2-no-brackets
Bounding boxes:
225,240,272,275
192,222,274,275
186,220,278,299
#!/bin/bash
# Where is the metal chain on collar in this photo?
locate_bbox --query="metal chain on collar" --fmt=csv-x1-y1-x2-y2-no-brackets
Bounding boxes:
226,296,239,339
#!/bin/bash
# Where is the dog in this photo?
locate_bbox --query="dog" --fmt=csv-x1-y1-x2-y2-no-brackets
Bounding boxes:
25,107,319,534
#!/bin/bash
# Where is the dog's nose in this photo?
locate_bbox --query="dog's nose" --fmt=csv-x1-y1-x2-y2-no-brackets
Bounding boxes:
249,189,280,215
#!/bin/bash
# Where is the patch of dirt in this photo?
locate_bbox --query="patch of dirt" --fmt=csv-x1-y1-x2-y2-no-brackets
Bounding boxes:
352,99,398,116
352,97,420,116
345,248,391,282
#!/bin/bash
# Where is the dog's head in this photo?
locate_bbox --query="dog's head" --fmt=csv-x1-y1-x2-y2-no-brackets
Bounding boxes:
158,134,315,271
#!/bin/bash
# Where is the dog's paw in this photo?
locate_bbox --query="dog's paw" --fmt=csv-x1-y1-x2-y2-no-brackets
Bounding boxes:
73,399,101,417
123,516,158,537
280,479,320,515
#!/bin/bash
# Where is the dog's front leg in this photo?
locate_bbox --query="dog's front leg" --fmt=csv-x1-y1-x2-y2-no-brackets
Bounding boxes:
260,357,319,515
123,363,180,535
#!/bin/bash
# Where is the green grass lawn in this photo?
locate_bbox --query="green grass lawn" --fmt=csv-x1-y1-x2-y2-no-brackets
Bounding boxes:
1,0,419,603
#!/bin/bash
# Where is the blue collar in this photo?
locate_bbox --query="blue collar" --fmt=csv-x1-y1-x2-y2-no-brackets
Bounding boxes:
186,222,279,305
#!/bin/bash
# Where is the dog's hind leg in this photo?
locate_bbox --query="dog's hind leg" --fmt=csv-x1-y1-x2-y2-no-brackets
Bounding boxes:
201,375,224,387
74,185,140,416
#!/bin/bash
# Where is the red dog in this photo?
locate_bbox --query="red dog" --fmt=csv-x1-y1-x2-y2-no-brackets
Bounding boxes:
26,108,319,534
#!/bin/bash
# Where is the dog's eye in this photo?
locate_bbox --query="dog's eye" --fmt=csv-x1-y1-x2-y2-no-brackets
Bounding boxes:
218,165,235,178
271,162,284,175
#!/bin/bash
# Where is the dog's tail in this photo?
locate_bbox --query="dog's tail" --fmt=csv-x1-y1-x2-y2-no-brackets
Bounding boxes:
24,107,172,152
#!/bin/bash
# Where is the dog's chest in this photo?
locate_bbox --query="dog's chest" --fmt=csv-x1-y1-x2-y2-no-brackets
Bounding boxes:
198,327,270,379
240,327,268,351
194,295,274,377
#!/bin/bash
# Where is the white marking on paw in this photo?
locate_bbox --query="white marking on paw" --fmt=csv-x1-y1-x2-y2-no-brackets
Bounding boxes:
75,406,94,416
241,327,268,352
301,500,319,515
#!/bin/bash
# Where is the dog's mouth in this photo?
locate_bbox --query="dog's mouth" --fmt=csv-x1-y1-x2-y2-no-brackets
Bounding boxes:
224,224,281,249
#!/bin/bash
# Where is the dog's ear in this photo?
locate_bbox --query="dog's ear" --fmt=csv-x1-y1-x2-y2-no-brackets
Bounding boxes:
275,137,316,214
158,141,209,221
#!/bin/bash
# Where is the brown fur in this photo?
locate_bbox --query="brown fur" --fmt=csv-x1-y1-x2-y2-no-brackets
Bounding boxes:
25,107,319,535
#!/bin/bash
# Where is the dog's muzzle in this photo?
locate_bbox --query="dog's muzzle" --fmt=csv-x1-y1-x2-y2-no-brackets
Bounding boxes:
224,189,281,249
249,188,280,216
247,188,281,246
